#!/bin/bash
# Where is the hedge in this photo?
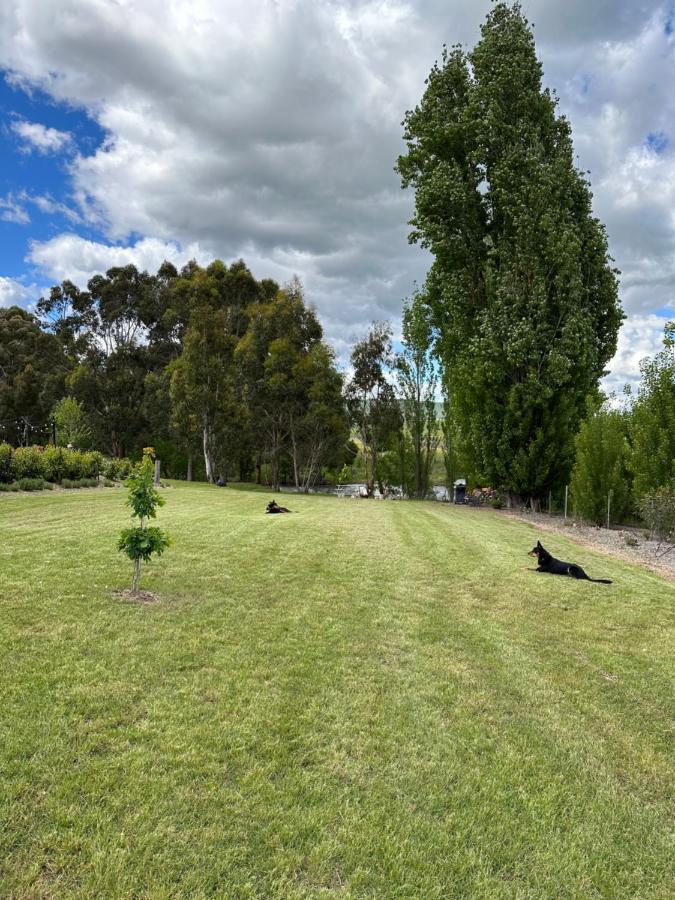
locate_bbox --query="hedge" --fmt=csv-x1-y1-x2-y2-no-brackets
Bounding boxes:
0,444,130,485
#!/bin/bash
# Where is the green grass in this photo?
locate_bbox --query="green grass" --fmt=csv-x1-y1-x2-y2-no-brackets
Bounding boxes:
1,483,673,898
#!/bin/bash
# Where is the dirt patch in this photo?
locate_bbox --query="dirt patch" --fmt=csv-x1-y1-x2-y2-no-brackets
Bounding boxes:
112,588,161,604
498,508,675,582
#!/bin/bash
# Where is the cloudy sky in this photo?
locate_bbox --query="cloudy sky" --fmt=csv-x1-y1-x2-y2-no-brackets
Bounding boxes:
1,0,674,389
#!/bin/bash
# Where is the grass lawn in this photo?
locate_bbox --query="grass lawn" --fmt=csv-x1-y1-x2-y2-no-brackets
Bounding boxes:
1,483,673,898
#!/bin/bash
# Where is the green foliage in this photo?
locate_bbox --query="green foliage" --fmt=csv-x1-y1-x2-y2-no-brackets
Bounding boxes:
345,322,402,497
16,477,49,491
40,446,67,483
570,400,632,525
52,396,92,449
629,322,675,498
0,443,12,482
11,446,44,480
0,306,69,446
118,448,170,593
103,457,133,481
124,453,165,522
62,478,99,489
118,526,171,562
637,487,675,545
396,292,440,498
396,3,623,502
236,279,346,492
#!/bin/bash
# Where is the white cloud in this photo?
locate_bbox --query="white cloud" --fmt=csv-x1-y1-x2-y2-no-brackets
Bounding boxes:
603,313,672,395
0,193,29,224
18,190,81,223
1,0,675,380
11,118,73,154
0,275,39,307
27,234,211,285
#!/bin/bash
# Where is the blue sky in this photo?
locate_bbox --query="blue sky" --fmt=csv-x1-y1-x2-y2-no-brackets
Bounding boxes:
0,76,106,285
1,0,674,391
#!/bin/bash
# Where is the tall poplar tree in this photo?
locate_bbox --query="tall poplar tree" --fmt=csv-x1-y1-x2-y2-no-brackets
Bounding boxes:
397,2,623,505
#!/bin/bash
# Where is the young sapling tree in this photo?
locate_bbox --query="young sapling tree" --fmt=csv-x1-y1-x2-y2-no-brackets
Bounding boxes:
118,448,170,595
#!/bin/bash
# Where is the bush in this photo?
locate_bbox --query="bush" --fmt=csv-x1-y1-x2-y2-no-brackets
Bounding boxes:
62,477,98,489
81,451,103,479
0,443,12,482
41,446,67,482
17,477,48,491
0,482,20,492
102,457,133,481
637,487,675,545
490,497,504,509
11,447,44,480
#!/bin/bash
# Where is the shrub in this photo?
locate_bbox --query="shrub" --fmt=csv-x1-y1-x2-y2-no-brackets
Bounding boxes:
0,482,20,492
17,477,47,491
61,450,85,480
11,447,44,480
570,402,632,526
0,443,13,483
490,497,504,509
637,487,675,546
62,477,98,489
41,446,67,483
81,451,103,479
103,457,133,481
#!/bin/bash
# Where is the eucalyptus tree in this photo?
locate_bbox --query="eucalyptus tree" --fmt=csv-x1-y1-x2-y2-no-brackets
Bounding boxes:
236,281,328,491
397,2,623,505
345,322,401,497
396,292,440,498
0,306,69,445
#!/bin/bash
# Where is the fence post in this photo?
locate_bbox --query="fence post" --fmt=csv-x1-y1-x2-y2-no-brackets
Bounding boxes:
154,459,161,486
564,485,568,522
607,489,613,530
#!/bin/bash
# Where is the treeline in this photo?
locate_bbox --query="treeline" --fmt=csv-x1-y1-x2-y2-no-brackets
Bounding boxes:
568,324,675,526
0,260,351,490
0,257,444,498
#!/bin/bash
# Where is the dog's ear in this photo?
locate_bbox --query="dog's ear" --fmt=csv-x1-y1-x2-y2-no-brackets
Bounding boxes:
537,541,542,548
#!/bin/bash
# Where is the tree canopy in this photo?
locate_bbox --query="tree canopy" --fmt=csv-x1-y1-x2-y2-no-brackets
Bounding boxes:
397,1,623,503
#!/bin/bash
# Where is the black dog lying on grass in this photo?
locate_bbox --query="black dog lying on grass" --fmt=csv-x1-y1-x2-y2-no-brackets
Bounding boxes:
528,540,612,584
266,500,291,514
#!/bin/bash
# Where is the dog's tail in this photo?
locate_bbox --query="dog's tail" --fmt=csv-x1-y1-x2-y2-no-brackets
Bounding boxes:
588,578,612,584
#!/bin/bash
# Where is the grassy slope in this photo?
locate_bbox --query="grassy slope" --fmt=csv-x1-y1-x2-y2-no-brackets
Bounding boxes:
1,483,673,898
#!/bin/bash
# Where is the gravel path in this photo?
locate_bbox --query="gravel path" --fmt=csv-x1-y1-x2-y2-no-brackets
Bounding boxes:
497,508,675,581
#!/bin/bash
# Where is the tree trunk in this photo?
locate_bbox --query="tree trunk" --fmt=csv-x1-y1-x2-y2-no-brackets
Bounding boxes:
255,455,262,485
291,433,300,490
187,454,193,482
203,425,215,483
132,557,141,595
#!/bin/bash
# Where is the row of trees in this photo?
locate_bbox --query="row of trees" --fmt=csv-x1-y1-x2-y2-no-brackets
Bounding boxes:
570,322,675,525
0,261,351,491
0,265,444,498
2,3,671,516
